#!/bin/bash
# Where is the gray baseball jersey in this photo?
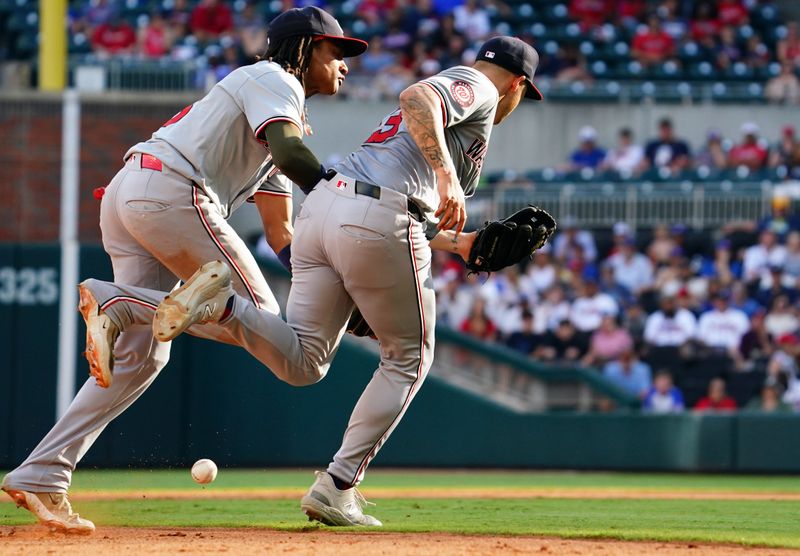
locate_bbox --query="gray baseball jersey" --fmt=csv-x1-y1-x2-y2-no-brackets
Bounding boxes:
127,60,303,217
335,65,498,215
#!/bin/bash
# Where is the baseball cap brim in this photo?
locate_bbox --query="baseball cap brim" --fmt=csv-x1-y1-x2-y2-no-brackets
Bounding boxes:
317,35,368,57
524,78,543,100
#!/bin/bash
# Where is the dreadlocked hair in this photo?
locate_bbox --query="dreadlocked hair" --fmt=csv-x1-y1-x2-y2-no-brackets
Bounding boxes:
265,35,316,88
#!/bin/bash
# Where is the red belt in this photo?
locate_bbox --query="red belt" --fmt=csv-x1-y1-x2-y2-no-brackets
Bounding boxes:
128,153,163,172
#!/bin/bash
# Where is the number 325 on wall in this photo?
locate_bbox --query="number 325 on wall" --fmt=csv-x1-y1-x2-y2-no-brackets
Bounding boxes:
0,267,58,305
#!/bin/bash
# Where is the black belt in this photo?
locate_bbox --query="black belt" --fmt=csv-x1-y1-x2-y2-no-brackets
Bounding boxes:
354,180,425,222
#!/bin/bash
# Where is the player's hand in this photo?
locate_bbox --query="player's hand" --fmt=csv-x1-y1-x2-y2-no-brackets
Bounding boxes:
435,170,466,234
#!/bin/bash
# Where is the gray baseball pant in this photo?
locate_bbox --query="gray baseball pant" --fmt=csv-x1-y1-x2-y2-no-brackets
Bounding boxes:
33,175,436,486
2,156,280,493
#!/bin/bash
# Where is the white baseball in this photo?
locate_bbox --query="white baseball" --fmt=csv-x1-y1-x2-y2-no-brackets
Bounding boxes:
191,458,218,484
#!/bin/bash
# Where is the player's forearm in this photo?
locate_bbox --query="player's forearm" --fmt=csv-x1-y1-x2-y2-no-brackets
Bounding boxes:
399,84,456,178
255,193,293,253
429,230,475,261
263,122,325,193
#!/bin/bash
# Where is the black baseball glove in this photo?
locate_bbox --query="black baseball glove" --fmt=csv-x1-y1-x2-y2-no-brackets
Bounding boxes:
346,307,376,338
466,205,557,273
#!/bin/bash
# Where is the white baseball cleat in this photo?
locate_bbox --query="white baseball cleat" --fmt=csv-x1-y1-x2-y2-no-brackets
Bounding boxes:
153,260,233,342
300,471,382,527
78,283,119,388
2,487,95,534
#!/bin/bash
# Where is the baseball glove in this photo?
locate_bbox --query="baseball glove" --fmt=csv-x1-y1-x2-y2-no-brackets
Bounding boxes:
347,307,376,338
466,205,556,273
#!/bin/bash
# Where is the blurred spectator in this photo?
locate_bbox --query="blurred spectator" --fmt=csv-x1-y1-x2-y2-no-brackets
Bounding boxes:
642,370,685,413
694,377,738,411
743,231,786,284
715,25,742,70
523,251,557,297
506,309,541,354
728,122,768,171
694,129,728,171
553,45,594,85
166,0,193,39
631,15,675,68
769,126,800,175
765,62,800,105
553,218,598,263
602,349,652,399
569,0,613,31
696,291,750,354
777,21,800,67
191,0,233,42
533,285,571,335
570,279,619,333
738,308,773,363
600,127,644,176
437,275,474,329
717,0,748,27
91,14,136,57
729,281,762,318
453,0,490,42
534,319,589,363
758,196,800,243
764,295,799,338
605,237,654,296
139,12,173,59
696,238,739,287
460,298,498,341
767,334,800,409
658,0,687,42
85,0,116,27
622,302,647,345
583,313,634,366
647,223,678,264
567,126,606,171
644,294,697,348
689,1,719,43
744,34,770,70
783,231,800,283
745,379,793,412
755,265,796,308
235,2,267,58
640,117,691,174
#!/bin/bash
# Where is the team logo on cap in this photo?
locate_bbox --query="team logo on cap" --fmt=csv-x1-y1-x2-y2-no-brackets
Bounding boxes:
450,80,474,107
484,51,495,58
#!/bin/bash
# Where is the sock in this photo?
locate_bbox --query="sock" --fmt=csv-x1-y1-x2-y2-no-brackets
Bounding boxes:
329,473,353,491
219,295,235,322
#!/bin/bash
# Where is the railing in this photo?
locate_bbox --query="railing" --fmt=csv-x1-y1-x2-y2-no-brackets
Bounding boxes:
469,181,774,230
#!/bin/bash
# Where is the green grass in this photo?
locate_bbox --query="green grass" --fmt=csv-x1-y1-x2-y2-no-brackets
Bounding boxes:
33,468,800,493
2,470,800,548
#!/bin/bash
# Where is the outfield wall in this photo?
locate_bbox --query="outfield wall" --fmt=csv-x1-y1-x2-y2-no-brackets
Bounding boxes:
2,244,800,473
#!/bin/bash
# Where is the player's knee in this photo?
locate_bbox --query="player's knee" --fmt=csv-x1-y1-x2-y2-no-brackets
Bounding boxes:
283,362,328,387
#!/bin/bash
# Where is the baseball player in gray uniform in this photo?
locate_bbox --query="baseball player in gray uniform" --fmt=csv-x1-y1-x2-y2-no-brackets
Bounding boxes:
1,7,366,533
63,36,543,527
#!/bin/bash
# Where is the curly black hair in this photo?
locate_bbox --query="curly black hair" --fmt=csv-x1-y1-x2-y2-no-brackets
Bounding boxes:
265,35,316,88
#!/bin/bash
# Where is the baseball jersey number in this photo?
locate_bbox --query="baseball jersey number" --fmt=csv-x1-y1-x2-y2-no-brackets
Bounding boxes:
365,110,403,144
162,104,193,127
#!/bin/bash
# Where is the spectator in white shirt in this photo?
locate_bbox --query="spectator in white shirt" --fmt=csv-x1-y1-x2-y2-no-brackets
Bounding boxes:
696,291,751,353
600,127,644,176
452,0,490,41
522,249,557,297
743,230,788,284
570,279,619,333
436,274,476,329
553,217,598,263
606,237,655,295
533,285,571,334
644,294,698,347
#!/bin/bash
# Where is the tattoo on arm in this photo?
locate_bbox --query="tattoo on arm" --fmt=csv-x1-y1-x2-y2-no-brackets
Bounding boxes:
400,87,452,172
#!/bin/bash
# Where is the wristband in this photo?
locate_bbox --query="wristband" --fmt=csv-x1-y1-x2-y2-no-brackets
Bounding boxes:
277,244,292,273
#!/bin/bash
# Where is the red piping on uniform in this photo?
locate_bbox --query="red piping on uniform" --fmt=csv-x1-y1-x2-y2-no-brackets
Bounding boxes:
255,116,303,143
352,218,427,484
192,187,261,309
100,296,158,312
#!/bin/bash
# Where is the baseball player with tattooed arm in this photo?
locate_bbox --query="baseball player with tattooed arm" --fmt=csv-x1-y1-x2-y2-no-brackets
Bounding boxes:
64,36,556,527
1,7,366,533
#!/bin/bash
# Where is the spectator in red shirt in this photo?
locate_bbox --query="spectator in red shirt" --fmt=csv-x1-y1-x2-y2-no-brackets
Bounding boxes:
460,298,497,341
728,122,768,171
190,0,233,42
689,2,719,43
717,0,749,27
139,12,173,59
631,15,675,68
617,0,646,29
777,21,800,68
694,377,738,411
569,0,612,32
91,15,136,56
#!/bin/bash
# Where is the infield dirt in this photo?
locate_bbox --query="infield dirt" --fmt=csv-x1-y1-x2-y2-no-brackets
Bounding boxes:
2,526,800,556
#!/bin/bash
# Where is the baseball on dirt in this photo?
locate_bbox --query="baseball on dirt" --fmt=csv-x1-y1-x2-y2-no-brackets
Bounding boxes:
191,458,218,484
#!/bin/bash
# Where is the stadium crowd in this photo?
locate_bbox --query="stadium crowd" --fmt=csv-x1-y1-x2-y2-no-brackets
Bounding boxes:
24,0,795,103
432,195,800,413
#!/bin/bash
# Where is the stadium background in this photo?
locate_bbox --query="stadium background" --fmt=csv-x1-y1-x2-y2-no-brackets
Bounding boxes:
2,0,800,475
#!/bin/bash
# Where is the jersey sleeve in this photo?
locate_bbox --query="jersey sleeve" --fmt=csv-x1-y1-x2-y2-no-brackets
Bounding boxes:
248,169,294,203
420,68,496,128
238,70,305,141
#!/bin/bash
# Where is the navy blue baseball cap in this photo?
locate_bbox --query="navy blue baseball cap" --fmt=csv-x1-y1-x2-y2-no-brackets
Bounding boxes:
268,7,368,57
477,36,543,100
